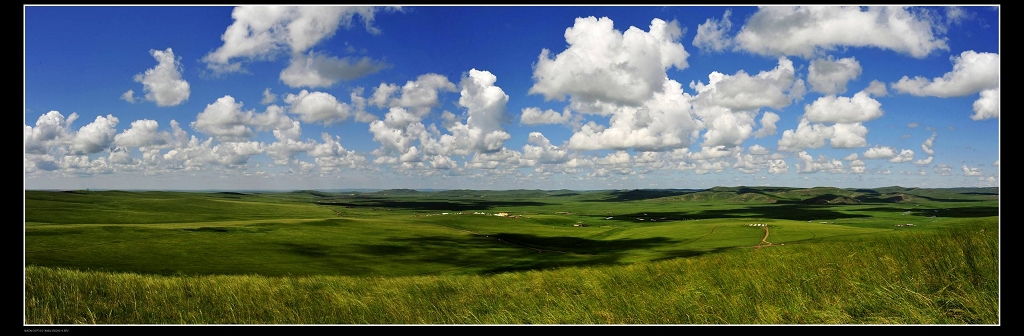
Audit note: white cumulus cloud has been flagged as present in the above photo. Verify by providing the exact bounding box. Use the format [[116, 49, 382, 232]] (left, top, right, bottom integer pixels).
[[520, 107, 572, 125], [891, 50, 999, 97], [777, 119, 833, 152], [133, 48, 190, 107], [889, 149, 914, 163], [261, 88, 277, 104], [454, 69, 511, 153], [962, 165, 983, 176], [828, 123, 868, 148], [689, 57, 803, 149], [521, 132, 568, 165], [754, 111, 780, 138], [795, 151, 844, 173], [370, 73, 457, 116], [71, 115, 119, 155], [202, 6, 396, 73], [279, 51, 389, 88], [566, 79, 701, 151], [803, 91, 884, 123], [733, 6, 949, 59], [192, 96, 297, 142], [284, 90, 352, 125], [121, 90, 136, 104], [863, 146, 897, 159], [529, 16, 689, 107], [114, 119, 172, 149], [692, 9, 733, 53], [690, 57, 801, 111], [863, 80, 889, 97], [921, 132, 937, 155], [191, 96, 257, 141], [25, 111, 77, 155], [807, 56, 861, 95], [768, 159, 789, 174], [971, 88, 999, 120]]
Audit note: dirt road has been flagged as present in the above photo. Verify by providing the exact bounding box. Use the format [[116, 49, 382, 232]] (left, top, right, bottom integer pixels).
[[754, 225, 777, 249]]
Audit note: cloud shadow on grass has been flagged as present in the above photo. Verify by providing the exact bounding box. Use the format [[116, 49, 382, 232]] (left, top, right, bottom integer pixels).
[[582, 204, 874, 223], [351, 233, 679, 274]]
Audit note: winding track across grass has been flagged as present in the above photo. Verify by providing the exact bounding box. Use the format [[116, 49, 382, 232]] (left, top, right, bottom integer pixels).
[[754, 225, 777, 249]]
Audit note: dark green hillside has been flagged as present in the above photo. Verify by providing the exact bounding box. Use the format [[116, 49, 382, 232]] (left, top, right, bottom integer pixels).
[[25, 186, 998, 278], [588, 189, 697, 202], [25, 190, 328, 225], [650, 186, 996, 205]]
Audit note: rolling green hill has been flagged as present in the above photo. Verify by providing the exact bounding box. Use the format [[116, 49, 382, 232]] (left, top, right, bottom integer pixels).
[[23, 186, 999, 324]]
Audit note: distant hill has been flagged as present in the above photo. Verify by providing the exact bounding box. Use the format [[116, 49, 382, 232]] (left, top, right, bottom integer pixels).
[[653, 186, 994, 204], [374, 189, 422, 195]]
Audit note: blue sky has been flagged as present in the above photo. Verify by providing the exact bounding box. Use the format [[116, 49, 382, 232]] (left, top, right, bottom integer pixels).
[[24, 5, 1000, 191]]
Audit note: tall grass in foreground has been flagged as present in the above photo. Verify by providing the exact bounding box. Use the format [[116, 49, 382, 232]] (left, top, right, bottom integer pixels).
[[25, 220, 998, 325]]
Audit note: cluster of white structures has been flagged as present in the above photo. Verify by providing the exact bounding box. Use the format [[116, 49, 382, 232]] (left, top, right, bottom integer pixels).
[[422, 211, 514, 217], [420, 212, 464, 216], [895, 223, 916, 227], [748, 223, 768, 227]]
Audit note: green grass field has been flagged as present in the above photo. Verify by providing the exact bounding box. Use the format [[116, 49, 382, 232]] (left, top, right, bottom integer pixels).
[[24, 186, 999, 324]]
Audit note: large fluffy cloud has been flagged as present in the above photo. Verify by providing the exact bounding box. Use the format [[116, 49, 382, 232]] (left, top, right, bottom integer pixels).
[[25, 111, 77, 155], [828, 123, 868, 148], [777, 120, 868, 151], [863, 80, 889, 97], [191, 96, 257, 140], [308, 133, 367, 171], [368, 107, 425, 159], [133, 48, 190, 107], [520, 107, 572, 125], [452, 69, 512, 153], [733, 6, 949, 58], [366, 70, 515, 167], [803, 91, 884, 123], [971, 88, 999, 120], [863, 145, 900, 159], [807, 56, 861, 95], [211, 141, 265, 166], [777, 119, 832, 152], [279, 51, 389, 88], [566, 79, 701, 151], [690, 57, 804, 148], [691, 57, 801, 112], [692, 9, 733, 53], [753, 111, 780, 138], [283, 90, 352, 125], [794, 151, 844, 173], [368, 70, 513, 165], [891, 50, 999, 97], [202, 5, 397, 87], [203, 6, 391, 71], [70, 115, 119, 155], [265, 122, 315, 165], [529, 16, 689, 107], [370, 73, 457, 116], [113, 119, 172, 149], [521, 132, 568, 165], [191, 96, 297, 142]]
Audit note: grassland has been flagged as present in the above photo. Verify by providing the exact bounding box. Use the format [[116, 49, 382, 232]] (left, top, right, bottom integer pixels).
[[23, 186, 999, 324]]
